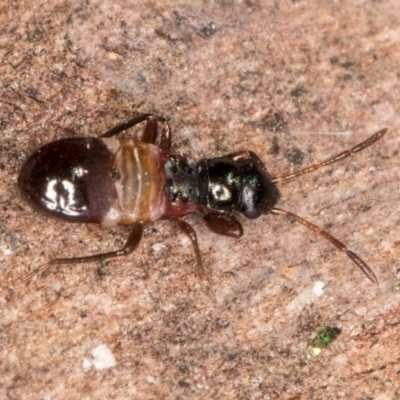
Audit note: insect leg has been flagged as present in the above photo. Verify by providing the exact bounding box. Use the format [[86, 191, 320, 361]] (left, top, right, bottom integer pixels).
[[23, 223, 144, 282], [272, 128, 387, 183], [157, 117, 171, 151], [175, 218, 216, 302], [221, 150, 253, 162], [100, 114, 171, 150], [141, 115, 158, 143], [270, 207, 378, 284], [142, 116, 171, 149], [100, 114, 155, 138], [203, 213, 243, 238]]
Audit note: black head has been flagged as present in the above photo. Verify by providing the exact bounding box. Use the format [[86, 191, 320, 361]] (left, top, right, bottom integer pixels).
[[239, 152, 280, 218], [198, 151, 280, 218]]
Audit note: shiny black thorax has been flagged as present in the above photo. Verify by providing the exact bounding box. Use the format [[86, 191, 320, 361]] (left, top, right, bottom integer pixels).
[[164, 151, 280, 218]]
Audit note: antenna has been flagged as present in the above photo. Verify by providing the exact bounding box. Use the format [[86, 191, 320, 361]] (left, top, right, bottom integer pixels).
[[272, 129, 387, 183]]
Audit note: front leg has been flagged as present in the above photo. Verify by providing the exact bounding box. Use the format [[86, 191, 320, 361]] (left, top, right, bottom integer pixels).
[[203, 213, 243, 238]]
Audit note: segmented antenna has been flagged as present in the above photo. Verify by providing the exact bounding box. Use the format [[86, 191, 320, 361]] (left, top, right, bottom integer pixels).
[[272, 129, 387, 183], [270, 128, 387, 284]]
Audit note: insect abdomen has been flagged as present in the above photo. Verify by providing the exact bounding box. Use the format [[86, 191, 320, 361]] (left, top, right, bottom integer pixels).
[[19, 137, 168, 226], [102, 139, 167, 225], [18, 137, 115, 223]]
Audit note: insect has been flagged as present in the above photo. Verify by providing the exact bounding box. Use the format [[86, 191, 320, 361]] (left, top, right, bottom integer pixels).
[[19, 114, 386, 299]]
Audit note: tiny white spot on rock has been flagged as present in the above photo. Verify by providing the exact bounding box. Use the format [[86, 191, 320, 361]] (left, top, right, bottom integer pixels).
[[91, 344, 117, 370], [310, 346, 322, 357], [146, 375, 157, 384], [82, 357, 92, 370], [1, 246, 12, 256], [152, 243, 165, 252], [312, 281, 326, 297]]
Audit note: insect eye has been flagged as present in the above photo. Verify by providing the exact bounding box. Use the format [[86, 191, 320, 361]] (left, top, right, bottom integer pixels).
[[243, 206, 261, 219]]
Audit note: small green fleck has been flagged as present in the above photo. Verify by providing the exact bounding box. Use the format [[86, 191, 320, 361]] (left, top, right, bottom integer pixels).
[[310, 326, 341, 357]]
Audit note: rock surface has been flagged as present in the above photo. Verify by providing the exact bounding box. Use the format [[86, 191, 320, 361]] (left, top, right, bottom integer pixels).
[[0, 1, 399, 398]]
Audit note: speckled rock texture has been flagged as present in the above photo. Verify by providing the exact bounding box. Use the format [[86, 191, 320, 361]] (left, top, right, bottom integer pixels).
[[1, 1, 399, 399]]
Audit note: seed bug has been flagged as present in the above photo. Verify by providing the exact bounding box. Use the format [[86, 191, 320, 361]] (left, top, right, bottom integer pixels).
[[18, 114, 386, 299]]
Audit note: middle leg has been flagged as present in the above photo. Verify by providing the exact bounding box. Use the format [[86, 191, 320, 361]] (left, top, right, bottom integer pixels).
[[175, 218, 215, 301]]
